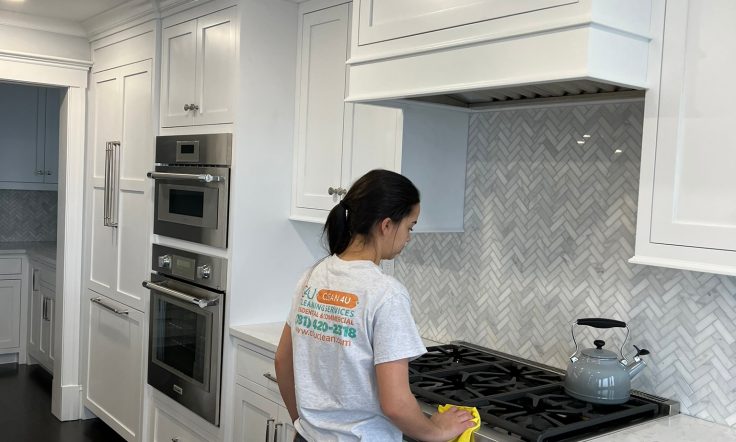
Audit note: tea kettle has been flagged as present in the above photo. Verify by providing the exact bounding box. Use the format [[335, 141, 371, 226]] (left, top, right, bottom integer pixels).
[[564, 318, 650, 405]]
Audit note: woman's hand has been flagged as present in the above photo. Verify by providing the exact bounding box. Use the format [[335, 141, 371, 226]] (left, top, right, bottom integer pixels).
[[429, 407, 475, 440]]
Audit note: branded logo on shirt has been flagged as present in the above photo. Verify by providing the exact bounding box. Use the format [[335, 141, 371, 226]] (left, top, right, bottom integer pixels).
[[295, 286, 358, 347]]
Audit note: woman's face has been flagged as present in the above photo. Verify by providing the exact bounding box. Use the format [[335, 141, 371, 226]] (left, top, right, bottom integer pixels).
[[387, 203, 420, 259]]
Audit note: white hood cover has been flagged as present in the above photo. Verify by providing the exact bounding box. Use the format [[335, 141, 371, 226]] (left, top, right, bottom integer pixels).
[[345, 0, 653, 108]]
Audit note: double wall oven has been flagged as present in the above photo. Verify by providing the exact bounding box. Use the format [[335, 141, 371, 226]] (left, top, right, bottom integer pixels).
[[143, 244, 227, 426], [148, 134, 232, 248]]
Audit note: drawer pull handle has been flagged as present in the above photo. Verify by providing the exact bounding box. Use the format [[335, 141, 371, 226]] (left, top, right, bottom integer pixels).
[[274, 423, 282, 442], [265, 418, 275, 442], [263, 373, 278, 383], [91, 297, 129, 316]]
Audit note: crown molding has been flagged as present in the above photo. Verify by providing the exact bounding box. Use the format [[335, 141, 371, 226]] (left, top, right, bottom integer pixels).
[[0, 48, 92, 70], [0, 10, 86, 37]]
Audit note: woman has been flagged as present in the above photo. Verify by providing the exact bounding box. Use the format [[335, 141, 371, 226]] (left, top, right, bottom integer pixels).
[[275, 169, 473, 441]]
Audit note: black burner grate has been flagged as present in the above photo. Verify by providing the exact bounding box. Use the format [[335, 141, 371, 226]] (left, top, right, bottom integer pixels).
[[409, 345, 661, 442]]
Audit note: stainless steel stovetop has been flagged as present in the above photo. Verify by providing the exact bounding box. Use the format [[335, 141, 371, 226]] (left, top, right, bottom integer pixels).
[[407, 342, 679, 442]]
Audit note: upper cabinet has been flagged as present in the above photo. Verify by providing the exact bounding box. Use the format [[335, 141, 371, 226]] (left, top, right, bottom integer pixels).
[[161, 7, 237, 127], [0, 83, 59, 190], [632, 0, 736, 276], [291, 1, 468, 232]]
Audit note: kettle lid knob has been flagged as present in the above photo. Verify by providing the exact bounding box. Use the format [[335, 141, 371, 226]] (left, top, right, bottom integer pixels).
[[594, 339, 606, 349]]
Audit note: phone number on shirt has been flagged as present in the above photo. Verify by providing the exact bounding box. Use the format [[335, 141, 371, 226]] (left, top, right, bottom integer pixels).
[[295, 314, 357, 338]]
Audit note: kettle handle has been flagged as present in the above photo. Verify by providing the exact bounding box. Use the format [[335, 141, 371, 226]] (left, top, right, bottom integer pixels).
[[577, 318, 626, 328], [570, 318, 629, 362]]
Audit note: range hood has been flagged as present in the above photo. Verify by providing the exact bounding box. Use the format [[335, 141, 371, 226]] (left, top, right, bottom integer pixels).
[[345, 0, 653, 109]]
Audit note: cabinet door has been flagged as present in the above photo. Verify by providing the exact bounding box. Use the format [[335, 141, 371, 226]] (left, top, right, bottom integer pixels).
[[195, 7, 236, 125], [39, 285, 55, 370], [356, 0, 576, 45], [43, 88, 60, 184], [84, 291, 144, 442], [28, 281, 43, 360], [649, 0, 736, 252], [277, 405, 297, 442], [152, 405, 208, 442], [161, 19, 197, 127], [87, 60, 152, 312], [342, 103, 403, 187], [233, 384, 281, 442], [294, 4, 351, 212], [0, 279, 21, 349], [0, 83, 43, 184]]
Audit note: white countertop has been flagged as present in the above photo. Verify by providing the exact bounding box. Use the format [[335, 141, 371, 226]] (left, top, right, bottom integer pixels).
[[0, 241, 57, 266], [230, 321, 444, 354], [589, 414, 736, 441]]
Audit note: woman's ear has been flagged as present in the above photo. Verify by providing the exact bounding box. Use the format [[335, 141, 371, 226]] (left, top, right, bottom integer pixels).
[[378, 217, 393, 236]]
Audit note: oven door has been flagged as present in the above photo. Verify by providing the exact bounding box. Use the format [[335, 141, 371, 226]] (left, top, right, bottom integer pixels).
[[149, 165, 230, 248], [145, 274, 224, 425]]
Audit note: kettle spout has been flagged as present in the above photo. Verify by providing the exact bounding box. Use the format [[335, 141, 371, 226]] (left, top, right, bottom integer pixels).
[[626, 359, 647, 380]]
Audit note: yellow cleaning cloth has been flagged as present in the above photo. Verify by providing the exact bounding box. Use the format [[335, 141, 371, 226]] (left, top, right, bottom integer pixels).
[[437, 404, 481, 442]]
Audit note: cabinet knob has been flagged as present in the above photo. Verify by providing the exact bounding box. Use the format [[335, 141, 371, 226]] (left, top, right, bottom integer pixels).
[[184, 103, 199, 112], [46, 170, 52, 175], [171, 438, 179, 442], [184, 104, 191, 111], [338, 187, 347, 196], [328, 187, 338, 196], [36, 170, 44, 175]]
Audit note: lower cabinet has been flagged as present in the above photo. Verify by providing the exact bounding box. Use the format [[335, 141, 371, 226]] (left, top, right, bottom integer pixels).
[[233, 343, 296, 442], [150, 403, 210, 442], [27, 259, 55, 372], [83, 290, 145, 442], [0, 278, 21, 350]]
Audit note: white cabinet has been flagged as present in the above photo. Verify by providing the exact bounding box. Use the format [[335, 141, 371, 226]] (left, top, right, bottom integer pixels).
[[233, 343, 296, 442], [161, 7, 236, 127], [0, 83, 59, 189], [355, 0, 575, 45], [86, 59, 152, 312], [632, 0, 736, 275], [0, 257, 23, 355], [291, 2, 404, 216], [291, 1, 468, 231], [27, 259, 56, 372], [150, 404, 212, 442], [0, 279, 21, 350], [84, 290, 145, 442]]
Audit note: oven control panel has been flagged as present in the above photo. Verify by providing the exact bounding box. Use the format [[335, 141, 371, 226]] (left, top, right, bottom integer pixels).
[[152, 244, 226, 291]]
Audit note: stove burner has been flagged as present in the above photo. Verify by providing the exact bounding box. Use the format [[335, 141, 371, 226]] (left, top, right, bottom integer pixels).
[[409, 345, 664, 442]]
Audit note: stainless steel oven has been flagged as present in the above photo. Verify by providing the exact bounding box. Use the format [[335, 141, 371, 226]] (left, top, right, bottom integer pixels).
[[143, 244, 227, 425], [148, 134, 232, 248]]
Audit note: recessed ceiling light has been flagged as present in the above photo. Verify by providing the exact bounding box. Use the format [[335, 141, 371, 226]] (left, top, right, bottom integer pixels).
[[614, 149, 623, 154], [577, 140, 585, 145], [583, 134, 591, 138]]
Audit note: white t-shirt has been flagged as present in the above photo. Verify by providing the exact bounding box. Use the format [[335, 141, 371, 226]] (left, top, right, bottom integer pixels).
[[286, 255, 427, 442]]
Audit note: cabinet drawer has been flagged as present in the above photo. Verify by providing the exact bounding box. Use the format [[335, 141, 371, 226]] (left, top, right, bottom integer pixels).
[[236, 345, 279, 394], [153, 406, 208, 442], [0, 258, 22, 275]]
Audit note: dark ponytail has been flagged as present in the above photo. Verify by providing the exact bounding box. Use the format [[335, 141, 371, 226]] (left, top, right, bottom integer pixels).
[[323, 169, 420, 255]]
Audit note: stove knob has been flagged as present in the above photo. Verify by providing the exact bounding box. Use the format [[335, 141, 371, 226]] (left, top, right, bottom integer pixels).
[[197, 264, 211, 279], [158, 255, 172, 269]]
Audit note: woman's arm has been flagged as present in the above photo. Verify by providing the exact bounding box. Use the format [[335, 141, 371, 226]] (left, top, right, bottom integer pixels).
[[274, 324, 299, 423], [376, 359, 473, 442]]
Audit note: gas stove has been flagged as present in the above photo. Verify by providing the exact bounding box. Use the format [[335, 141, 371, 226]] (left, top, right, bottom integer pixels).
[[408, 343, 679, 442]]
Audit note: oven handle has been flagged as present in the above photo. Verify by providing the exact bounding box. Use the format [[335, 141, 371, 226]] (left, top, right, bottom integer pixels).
[[142, 280, 219, 308], [146, 171, 226, 183]]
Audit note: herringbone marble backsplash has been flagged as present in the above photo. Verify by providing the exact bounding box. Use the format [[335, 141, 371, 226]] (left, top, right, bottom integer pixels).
[[0, 190, 57, 242], [396, 101, 736, 426]]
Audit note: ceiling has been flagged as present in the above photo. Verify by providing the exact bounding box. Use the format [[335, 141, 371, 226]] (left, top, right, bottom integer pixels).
[[0, 0, 130, 23]]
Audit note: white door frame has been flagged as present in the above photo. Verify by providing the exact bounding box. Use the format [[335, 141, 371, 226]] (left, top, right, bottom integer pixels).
[[0, 50, 90, 420]]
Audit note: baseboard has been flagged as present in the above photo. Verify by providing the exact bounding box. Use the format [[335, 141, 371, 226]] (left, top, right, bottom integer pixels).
[[0, 353, 19, 365], [52, 383, 84, 421]]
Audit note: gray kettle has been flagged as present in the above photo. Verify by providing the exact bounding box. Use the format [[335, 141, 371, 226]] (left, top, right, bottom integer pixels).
[[564, 318, 650, 405]]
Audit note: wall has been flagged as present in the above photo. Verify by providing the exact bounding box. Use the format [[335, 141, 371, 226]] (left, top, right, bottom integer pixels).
[[0, 22, 90, 61], [0, 190, 57, 241], [397, 101, 736, 427]]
